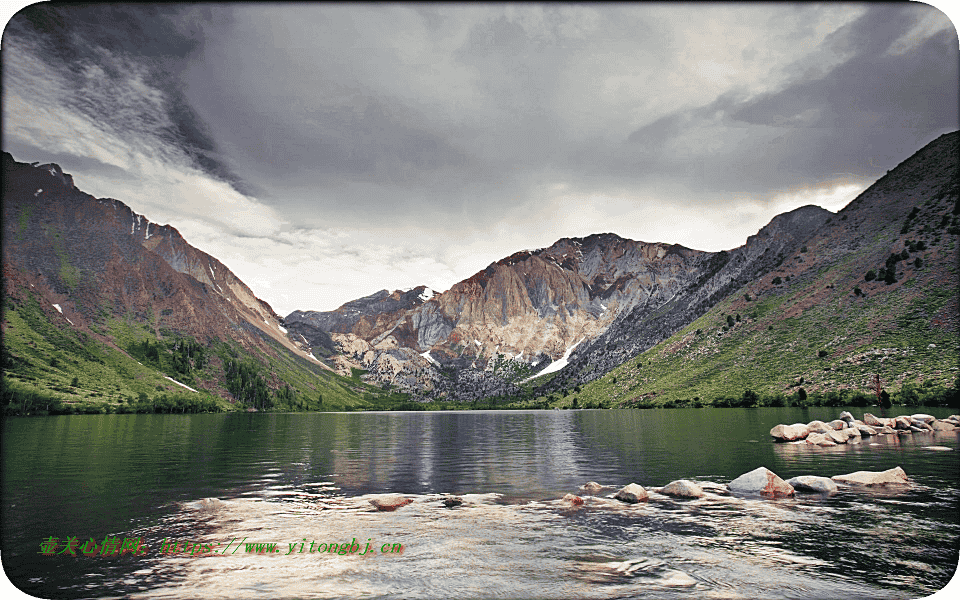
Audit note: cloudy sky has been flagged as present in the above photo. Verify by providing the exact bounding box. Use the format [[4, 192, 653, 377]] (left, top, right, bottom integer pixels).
[[2, 3, 957, 315]]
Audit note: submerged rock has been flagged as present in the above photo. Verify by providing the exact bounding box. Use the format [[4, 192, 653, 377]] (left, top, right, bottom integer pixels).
[[832, 466, 910, 486], [614, 483, 649, 503], [199, 498, 223, 511], [369, 494, 414, 511], [786, 476, 838, 494], [661, 480, 705, 499], [728, 467, 794, 497], [442, 495, 464, 508], [579, 481, 605, 495]]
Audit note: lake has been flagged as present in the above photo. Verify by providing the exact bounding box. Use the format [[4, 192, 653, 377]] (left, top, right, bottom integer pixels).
[[2, 407, 958, 599]]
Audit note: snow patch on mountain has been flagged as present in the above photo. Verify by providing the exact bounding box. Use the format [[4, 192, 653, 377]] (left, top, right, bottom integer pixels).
[[521, 338, 584, 383], [164, 376, 198, 393]]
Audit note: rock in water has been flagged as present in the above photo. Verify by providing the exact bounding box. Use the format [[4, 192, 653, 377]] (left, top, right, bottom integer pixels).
[[932, 421, 957, 431], [199, 498, 223, 511], [806, 420, 832, 434], [369, 494, 414, 511], [442, 496, 463, 508], [786, 476, 838, 494], [580, 481, 605, 495], [728, 467, 795, 497], [769, 423, 810, 441], [661, 480, 705, 498], [562, 493, 585, 506], [614, 483, 649, 503], [831, 466, 910, 486]]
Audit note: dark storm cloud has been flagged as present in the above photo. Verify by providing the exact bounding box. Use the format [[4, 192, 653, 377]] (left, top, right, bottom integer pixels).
[[625, 4, 959, 196], [5, 3, 247, 193], [4, 2, 956, 312]]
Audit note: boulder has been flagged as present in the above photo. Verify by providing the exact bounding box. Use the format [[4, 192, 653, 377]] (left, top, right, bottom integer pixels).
[[369, 495, 414, 511], [728, 467, 794, 497], [698, 482, 731, 496], [932, 421, 957, 431], [661, 480, 705, 499], [879, 425, 896, 434], [909, 419, 933, 431], [832, 466, 910, 486], [442, 496, 463, 508], [199, 498, 223, 511], [845, 426, 861, 438], [839, 411, 855, 423], [823, 429, 848, 444], [911, 413, 936, 423], [580, 481, 605, 495], [806, 420, 832, 434], [805, 432, 827, 445], [828, 419, 847, 430], [562, 493, 585, 506], [894, 416, 912, 430], [863, 413, 884, 427], [856, 424, 877, 436], [770, 423, 810, 441], [614, 483, 649, 503], [786, 476, 838, 494]]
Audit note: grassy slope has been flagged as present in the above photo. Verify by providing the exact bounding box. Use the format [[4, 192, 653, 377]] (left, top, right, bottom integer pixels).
[[516, 139, 960, 409], [1, 283, 408, 414]]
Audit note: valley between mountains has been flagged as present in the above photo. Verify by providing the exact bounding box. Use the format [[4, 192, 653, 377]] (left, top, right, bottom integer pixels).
[[3, 132, 959, 414]]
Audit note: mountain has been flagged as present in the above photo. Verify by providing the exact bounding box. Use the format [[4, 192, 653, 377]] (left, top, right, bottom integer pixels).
[[548, 130, 960, 407], [287, 132, 958, 404], [1, 152, 400, 413], [288, 207, 829, 401]]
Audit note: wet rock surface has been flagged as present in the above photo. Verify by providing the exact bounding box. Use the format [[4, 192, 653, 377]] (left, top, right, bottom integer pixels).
[[614, 483, 649, 503], [728, 467, 795, 497]]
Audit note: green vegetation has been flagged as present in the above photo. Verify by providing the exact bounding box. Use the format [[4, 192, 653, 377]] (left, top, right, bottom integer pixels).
[[0, 283, 416, 416]]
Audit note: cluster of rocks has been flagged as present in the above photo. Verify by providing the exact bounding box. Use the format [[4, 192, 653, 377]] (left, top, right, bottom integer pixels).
[[770, 411, 960, 446], [360, 464, 913, 513], [591, 465, 912, 504]]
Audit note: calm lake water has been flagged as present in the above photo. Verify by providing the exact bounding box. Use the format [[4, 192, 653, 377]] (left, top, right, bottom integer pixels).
[[2, 407, 959, 599]]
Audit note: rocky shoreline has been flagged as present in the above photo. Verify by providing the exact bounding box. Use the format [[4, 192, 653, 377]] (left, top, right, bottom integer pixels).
[[770, 411, 960, 446]]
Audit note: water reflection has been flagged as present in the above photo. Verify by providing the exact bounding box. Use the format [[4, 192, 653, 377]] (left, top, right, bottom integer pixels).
[[2, 407, 958, 599]]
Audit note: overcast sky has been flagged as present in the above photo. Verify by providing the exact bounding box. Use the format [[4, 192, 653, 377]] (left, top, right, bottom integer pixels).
[[3, 3, 958, 315]]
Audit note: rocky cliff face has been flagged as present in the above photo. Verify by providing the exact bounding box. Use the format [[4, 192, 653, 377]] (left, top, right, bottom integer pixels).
[[287, 207, 830, 398], [541, 205, 832, 393], [1, 152, 320, 368]]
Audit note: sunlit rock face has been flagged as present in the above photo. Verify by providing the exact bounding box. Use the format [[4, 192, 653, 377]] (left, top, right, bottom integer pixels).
[[287, 233, 728, 396]]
